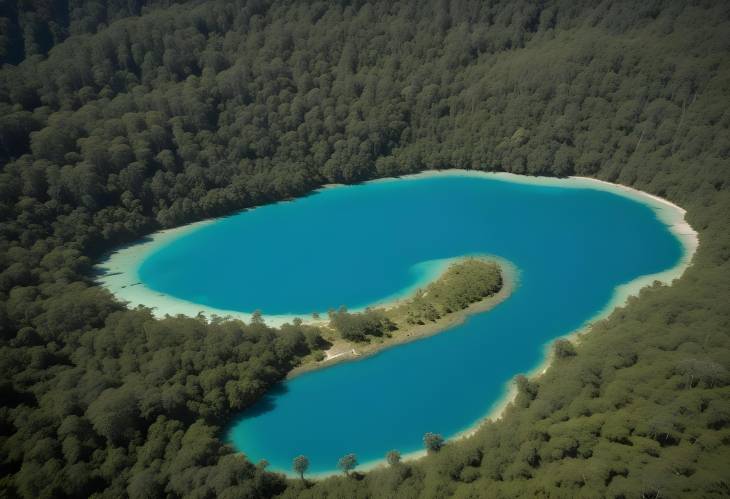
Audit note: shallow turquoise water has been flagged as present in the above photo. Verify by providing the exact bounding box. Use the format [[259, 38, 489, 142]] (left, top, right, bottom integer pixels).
[[139, 175, 682, 474]]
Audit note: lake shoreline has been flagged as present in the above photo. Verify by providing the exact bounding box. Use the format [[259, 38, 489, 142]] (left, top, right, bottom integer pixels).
[[94, 169, 699, 480], [93, 215, 316, 327]]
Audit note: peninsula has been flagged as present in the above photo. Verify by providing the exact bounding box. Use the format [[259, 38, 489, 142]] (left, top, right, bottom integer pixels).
[[288, 257, 513, 377]]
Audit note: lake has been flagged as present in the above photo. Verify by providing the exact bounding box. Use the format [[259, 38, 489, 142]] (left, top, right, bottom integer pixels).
[[102, 172, 690, 475]]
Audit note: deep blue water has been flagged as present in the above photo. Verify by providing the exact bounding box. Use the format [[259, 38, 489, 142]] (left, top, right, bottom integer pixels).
[[139, 175, 682, 474]]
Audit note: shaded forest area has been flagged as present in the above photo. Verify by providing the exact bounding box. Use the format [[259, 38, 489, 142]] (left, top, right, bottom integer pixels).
[[0, 0, 729, 497], [0, 0, 190, 65]]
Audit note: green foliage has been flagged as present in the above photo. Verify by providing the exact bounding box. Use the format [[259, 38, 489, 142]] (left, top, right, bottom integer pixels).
[[423, 259, 502, 314], [0, 0, 191, 65], [394, 258, 502, 324], [293, 455, 309, 480], [0, 0, 728, 497], [387, 450, 401, 466], [338, 453, 358, 476], [553, 339, 577, 359], [0, 305, 309, 497], [424, 433, 445, 453], [329, 307, 395, 342]]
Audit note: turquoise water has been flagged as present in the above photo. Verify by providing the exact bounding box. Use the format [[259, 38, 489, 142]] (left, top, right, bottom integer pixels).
[[139, 175, 682, 474]]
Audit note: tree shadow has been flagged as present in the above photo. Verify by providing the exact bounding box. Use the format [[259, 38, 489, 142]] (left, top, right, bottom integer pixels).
[[350, 471, 366, 481], [241, 383, 290, 418]]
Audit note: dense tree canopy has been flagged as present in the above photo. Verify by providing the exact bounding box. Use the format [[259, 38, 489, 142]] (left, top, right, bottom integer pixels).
[[1, 0, 728, 497]]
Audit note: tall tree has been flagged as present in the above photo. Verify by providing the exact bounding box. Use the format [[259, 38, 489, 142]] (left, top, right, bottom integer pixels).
[[293, 455, 309, 481]]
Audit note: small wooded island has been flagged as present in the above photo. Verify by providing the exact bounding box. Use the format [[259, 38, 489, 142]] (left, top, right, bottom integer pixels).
[[289, 258, 511, 377]]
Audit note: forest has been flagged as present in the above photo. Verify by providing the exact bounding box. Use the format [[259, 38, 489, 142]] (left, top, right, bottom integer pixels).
[[0, 0, 728, 497]]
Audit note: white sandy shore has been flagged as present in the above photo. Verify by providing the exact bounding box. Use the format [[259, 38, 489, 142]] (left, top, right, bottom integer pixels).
[[95, 230, 459, 328], [95, 217, 317, 327], [96, 169, 699, 478]]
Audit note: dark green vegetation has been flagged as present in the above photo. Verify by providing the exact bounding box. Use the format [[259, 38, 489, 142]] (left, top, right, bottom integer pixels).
[[0, 0, 190, 65], [292, 455, 309, 481], [329, 258, 502, 342], [328, 307, 395, 342], [423, 433, 445, 453], [337, 454, 358, 476], [386, 450, 401, 467], [0, 0, 728, 498], [392, 258, 502, 325]]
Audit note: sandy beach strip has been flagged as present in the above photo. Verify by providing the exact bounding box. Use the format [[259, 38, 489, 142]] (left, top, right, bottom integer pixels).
[[94, 217, 315, 327]]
